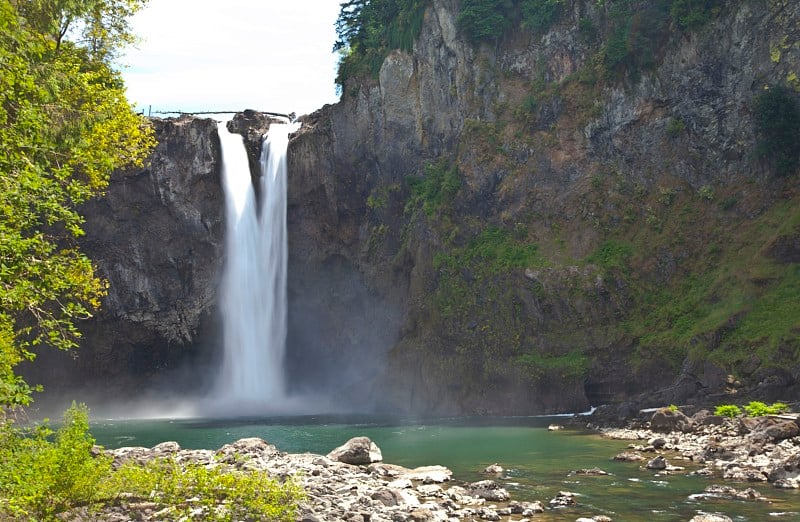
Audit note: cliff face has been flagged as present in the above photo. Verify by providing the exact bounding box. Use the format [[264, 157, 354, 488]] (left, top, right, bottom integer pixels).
[[288, 0, 800, 414], [29, 1, 799, 416], [24, 117, 225, 401]]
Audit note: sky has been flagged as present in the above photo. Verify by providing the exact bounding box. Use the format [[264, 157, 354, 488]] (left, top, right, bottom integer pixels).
[[119, 0, 343, 117]]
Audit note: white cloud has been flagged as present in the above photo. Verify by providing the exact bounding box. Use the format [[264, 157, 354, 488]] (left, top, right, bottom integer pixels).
[[120, 0, 342, 117]]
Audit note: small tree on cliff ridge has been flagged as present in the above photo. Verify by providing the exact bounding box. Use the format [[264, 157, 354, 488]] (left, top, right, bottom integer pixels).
[[0, 0, 154, 409]]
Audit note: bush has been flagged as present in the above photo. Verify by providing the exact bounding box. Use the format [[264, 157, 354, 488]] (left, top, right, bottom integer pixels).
[[521, 0, 564, 31], [713, 404, 741, 418], [457, 0, 512, 42], [406, 159, 460, 216], [0, 404, 112, 520], [666, 117, 686, 138], [744, 401, 789, 417], [104, 458, 303, 522], [753, 86, 800, 176], [670, 0, 722, 30], [586, 240, 633, 271]]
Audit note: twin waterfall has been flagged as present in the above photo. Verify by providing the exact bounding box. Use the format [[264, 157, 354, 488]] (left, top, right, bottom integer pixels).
[[214, 122, 296, 410]]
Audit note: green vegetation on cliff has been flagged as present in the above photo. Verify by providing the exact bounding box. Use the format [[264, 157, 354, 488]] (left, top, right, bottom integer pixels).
[[334, 0, 429, 87], [0, 0, 155, 408]]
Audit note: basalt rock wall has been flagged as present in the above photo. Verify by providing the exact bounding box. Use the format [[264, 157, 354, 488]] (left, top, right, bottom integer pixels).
[[24, 117, 226, 406], [286, 0, 800, 415]]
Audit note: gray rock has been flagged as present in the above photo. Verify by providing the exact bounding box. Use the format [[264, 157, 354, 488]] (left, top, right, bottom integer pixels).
[[650, 408, 693, 433], [549, 490, 577, 506], [646, 456, 668, 470], [327, 437, 383, 465], [469, 480, 510, 501]]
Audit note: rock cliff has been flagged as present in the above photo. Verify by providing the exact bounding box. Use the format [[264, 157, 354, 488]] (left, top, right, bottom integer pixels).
[[287, 0, 800, 414], [29, 0, 800, 416], [24, 116, 225, 405]]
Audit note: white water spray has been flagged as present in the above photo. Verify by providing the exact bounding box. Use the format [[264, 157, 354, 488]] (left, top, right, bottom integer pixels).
[[214, 122, 297, 410]]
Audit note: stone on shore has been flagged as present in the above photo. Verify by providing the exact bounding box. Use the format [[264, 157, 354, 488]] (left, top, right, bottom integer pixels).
[[327, 436, 383, 465], [650, 407, 693, 433]]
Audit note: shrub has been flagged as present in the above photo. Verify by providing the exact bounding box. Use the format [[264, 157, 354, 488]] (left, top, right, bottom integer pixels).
[[713, 404, 741, 418], [586, 240, 633, 271], [753, 86, 800, 176], [670, 0, 722, 30], [744, 401, 789, 417], [521, 0, 564, 32], [457, 0, 512, 42], [698, 185, 715, 201], [668, 404, 679, 412], [517, 349, 590, 380], [103, 458, 303, 522], [0, 404, 112, 520], [406, 159, 460, 216], [666, 117, 686, 138]]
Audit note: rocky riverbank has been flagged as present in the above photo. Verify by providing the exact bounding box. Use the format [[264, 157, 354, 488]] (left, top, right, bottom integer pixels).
[[83, 436, 547, 522], [600, 407, 800, 489], [68, 409, 800, 522]]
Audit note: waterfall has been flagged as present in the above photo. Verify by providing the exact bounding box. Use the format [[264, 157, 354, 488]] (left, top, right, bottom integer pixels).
[[214, 121, 296, 410]]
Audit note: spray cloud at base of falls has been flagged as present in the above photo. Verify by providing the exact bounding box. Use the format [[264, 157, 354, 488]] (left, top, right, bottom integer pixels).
[[211, 120, 299, 414]]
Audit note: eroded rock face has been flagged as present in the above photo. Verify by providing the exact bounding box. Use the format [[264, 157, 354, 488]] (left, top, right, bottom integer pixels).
[[285, 0, 800, 415], [23, 116, 225, 406]]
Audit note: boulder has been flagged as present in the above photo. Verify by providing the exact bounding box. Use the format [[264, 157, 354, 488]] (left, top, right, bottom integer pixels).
[[549, 490, 577, 506], [468, 480, 510, 501], [650, 408, 693, 433], [482, 463, 504, 474], [327, 437, 383, 465], [646, 456, 668, 470], [689, 515, 732, 522], [753, 419, 800, 443]]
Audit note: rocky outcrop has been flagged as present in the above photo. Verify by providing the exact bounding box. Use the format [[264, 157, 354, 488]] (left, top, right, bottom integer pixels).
[[24, 116, 225, 404], [286, 0, 800, 414]]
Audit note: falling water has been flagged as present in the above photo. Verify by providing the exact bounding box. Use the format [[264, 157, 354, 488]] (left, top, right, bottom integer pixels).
[[214, 122, 296, 410]]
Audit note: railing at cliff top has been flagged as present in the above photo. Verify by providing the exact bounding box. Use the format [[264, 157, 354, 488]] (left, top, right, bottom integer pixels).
[[150, 110, 297, 122]]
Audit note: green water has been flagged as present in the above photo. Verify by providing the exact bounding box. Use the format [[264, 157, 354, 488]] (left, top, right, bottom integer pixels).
[[91, 416, 800, 521]]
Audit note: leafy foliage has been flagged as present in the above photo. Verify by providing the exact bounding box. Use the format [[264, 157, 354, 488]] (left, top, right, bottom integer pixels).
[[104, 459, 304, 522], [586, 240, 633, 271], [334, 0, 429, 87], [743, 401, 789, 417], [406, 159, 461, 216], [457, 0, 514, 43], [0, 0, 154, 407], [713, 404, 741, 418], [436, 226, 543, 276], [521, 0, 564, 31], [517, 349, 589, 379], [753, 85, 800, 177], [0, 404, 304, 521], [669, 0, 722, 29], [457, 0, 564, 43], [0, 404, 112, 519], [601, 1, 671, 79]]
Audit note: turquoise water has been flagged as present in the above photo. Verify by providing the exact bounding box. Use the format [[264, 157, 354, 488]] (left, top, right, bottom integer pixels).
[[91, 416, 800, 521]]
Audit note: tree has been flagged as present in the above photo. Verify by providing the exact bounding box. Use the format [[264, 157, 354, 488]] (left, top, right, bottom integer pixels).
[[0, 0, 154, 408]]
